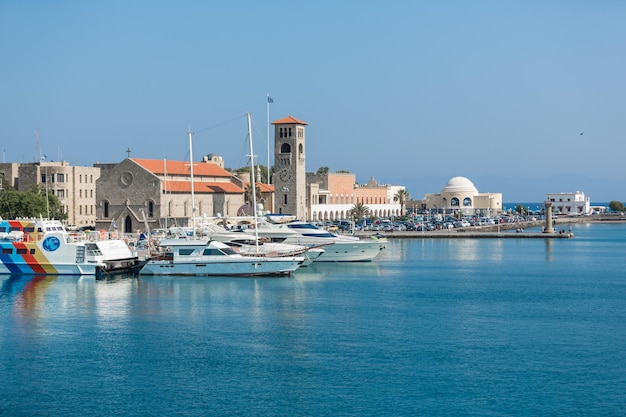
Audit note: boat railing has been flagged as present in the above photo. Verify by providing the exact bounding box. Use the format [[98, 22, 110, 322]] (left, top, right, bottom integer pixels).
[[67, 230, 121, 243]]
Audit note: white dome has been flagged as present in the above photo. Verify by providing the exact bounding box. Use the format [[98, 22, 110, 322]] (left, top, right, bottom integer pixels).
[[441, 176, 478, 194]]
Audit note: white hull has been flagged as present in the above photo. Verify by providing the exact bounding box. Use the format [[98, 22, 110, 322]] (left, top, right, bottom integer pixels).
[[141, 238, 304, 277], [140, 257, 302, 276], [244, 221, 387, 262], [309, 240, 385, 262]]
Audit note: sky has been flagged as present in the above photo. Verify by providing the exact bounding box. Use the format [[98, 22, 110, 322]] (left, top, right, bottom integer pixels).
[[1, 1, 625, 203]]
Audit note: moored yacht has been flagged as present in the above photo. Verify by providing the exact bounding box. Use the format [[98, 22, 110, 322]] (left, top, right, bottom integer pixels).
[[246, 219, 387, 262], [140, 236, 305, 277], [195, 223, 325, 266]]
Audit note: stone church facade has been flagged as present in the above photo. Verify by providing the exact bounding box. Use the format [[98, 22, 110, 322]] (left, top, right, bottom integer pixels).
[[94, 157, 254, 233]]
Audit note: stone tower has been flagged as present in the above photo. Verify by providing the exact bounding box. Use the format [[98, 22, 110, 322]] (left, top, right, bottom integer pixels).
[[272, 115, 307, 219]]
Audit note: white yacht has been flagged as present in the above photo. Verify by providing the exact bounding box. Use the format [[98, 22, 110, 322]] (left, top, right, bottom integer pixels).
[[140, 236, 305, 277], [196, 223, 325, 266], [246, 220, 387, 262]]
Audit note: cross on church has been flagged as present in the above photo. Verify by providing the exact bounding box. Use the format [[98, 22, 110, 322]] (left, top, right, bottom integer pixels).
[[126, 147, 132, 157]]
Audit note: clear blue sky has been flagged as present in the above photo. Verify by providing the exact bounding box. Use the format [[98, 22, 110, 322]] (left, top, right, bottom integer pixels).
[[1, 1, 624, 203]]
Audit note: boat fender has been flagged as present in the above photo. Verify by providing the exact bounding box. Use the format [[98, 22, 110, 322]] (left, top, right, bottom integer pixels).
[[249, 224, 255, 229]]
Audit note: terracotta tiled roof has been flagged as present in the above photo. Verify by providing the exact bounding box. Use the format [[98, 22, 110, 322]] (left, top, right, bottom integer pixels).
[[271, 115, 308, 125], [245, 182, 274, 193], [164, 180, 244, 194], [132, 158, 232, 178]]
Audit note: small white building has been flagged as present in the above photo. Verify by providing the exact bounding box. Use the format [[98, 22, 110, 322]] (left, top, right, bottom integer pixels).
[[422, 176, 502, 216], [546, 191, 591, 215]]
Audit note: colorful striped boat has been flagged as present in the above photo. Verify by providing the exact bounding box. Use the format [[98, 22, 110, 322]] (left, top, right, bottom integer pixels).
[[0, 217, 145, 276]]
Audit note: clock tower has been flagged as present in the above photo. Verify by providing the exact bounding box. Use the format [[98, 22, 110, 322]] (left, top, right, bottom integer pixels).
[[272, 115, 307, 219]]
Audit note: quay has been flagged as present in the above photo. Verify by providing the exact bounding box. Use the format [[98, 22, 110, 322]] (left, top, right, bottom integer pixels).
[[354, 214, 626, 240]]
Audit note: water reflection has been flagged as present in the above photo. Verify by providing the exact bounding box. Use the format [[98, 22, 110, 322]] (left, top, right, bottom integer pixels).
[[94, 273, 137, 324], [1, 275, 59, 319], [297, 261, 383, 280], [545, 239, 553, 261], [381, 239, 506, 263]]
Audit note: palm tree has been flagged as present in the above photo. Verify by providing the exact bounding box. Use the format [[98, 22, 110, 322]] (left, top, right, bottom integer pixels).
[[394, 189, 410, 216], [349, 202, 370, 224]]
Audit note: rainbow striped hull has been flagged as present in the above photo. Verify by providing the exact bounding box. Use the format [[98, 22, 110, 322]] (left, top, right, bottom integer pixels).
[[0, 218, 135, 276]]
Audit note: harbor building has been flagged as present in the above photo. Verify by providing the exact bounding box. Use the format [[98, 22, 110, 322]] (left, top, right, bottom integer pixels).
[[421, 176, 502, 217], [546, 191, 591, 215], [0, 115, 406, 230], [307, 172, 403, 221], [271, 116, 308, 220], [271, 115, 403, 221], [0, 161, 100, 228], [94, 157, 267, 233]]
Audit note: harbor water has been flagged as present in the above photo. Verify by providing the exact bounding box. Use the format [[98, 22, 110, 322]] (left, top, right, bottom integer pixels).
[[1, 223, 625, 416]]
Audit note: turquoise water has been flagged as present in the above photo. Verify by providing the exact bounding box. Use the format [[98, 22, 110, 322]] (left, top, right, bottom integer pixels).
[[1, 223, 625, 416]]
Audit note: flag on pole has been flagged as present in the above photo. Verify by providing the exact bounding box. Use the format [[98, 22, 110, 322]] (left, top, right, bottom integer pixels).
[[267, 96, 274, 103]]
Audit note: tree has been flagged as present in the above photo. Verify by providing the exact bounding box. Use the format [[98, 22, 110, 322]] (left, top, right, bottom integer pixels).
[[316, 166, 329, 175], [609, 200, 625, 212], [0, 184, 66, 220], [349, 202, 370, 223], [394, 189, 410, 216], [515, 204, 527, 215]]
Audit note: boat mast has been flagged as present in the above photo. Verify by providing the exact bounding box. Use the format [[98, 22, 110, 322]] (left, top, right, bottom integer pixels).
[[248, 113, 260, 250], [188, 130, 196, 237], [163, 157, 168, 229], [266, 94, 271, 184]]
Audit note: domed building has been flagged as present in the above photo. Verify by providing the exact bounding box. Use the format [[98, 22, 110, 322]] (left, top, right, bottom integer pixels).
[[423, 176, 502, 216]]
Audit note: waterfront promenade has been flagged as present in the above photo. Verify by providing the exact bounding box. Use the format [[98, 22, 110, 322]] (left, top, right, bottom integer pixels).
[[354, 214, 626, 239]]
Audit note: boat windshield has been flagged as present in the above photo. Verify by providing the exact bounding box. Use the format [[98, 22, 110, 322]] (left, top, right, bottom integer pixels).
[[202, 247, 238, 256], [302, 232, 335, 238], [220, 247, 239, 256], [287, 223, 319, 230]]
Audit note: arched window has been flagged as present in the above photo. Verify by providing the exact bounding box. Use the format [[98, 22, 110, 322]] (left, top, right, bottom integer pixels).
[[124, 215, 133, 233], [463, 197, 472, 206], [451, 198, 460, 207], [148, 201, 154, 217], [280, 143, 291, 153]]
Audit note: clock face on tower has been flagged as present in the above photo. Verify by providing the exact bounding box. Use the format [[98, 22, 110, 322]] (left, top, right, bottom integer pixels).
[[278, 169, 292, 182]]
